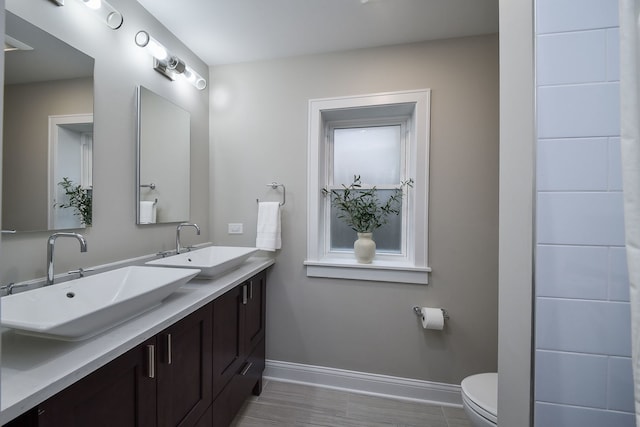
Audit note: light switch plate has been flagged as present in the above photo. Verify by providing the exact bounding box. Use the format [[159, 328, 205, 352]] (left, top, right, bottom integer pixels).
[[228, 223, 243, 234]]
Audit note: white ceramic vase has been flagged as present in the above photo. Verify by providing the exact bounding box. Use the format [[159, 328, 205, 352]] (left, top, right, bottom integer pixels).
[[354, 232, 376, 264]]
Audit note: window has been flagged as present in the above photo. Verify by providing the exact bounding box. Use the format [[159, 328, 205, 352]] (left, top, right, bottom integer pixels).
[[305, 90, 431, 284]]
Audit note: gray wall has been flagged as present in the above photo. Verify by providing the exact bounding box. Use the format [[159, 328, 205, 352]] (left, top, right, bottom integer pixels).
[[210, 34, 499, 383], [3, 78, 92, 231], [0, 0, 209, 284], [497, 0, 534, 425]]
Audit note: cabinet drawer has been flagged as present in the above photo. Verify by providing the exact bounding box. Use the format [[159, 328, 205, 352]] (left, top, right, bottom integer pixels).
[[236, 337, 265, 395], [211, 339, 265, 427]]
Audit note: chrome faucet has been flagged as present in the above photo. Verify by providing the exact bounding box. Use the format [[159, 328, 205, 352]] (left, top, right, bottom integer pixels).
[[176, 222, 200, 254], [46, 232, 88, 286]]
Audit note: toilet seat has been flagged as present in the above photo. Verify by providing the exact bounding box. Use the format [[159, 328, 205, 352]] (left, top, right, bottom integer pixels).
[[461, 373, 497, 424]]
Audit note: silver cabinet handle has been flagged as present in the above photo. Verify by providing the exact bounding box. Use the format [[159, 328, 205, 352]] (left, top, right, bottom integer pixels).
[[240, 362, 253, 376], [242, 284, 248, 305], [166, 334, 172, 365], [249, 280, 253, 300], [146, 344, 155, 378]]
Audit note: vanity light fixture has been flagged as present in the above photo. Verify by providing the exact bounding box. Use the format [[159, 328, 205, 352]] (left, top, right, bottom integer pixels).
[[135, 30, 207, 90], [50, 0, 123, 30]]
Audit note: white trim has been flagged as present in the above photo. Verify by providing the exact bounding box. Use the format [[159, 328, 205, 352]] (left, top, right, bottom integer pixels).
[[47, 114, 94, 229], [264, 359, 462, 407], [304, 259, 430, 284], [306, 89, 431, 283]]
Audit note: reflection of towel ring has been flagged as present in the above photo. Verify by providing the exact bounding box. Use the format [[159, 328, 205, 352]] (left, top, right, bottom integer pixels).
[[140, 183, 156, 190], [256, 182, 285, 206]]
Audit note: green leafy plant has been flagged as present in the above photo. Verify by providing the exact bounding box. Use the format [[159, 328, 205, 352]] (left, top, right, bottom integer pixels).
[[56, 177, 92, 226], [322, 175, 413, 233]]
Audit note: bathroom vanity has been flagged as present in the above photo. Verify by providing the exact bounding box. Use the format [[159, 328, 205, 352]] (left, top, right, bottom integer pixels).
[[1, 257, 273, 427]]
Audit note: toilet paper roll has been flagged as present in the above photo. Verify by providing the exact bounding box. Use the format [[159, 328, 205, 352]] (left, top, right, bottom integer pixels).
[[421, 307, 445, 330]]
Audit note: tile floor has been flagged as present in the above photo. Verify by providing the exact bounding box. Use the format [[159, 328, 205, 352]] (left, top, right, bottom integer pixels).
[[231, 380, 472, 427]]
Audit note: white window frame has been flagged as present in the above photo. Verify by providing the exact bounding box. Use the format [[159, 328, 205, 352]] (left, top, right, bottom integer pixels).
[[305, 90, 431, 284]]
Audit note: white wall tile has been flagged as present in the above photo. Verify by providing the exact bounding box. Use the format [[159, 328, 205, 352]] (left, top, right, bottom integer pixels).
[[537, 31, 607, 85], [536, 298, 631, 356], [535, 402, 635, 427], [537, 138, 608, 191], [609, 138, 622, 190], [536, 0, 619, 34], [536, 245, 608, 299], [534, 1, 628, 422], [607, 28, 620, 81], [537, 192, 625, 246], [608, 357, 634, 412], [538, 83, 620, 138], [535, 350, 608, 408], [609, 247, 630, 302]]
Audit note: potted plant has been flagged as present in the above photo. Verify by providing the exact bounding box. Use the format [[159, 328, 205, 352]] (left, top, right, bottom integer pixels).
[[56, 177, 93, 227], [323, 175, 413, 263]]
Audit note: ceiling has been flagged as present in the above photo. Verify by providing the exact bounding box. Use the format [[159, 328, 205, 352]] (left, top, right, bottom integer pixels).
[[5, 11, 93, 85], [135, 0, 499, 66]]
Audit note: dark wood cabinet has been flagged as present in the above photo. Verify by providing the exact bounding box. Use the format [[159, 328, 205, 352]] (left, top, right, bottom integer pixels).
[[211, 271, 266, 426], [244, 272, 266, 355], [212, 271, 266, 398], [157, 304, 213, 427], [28, 308, 212, 427], [36, 337, 157, 427], [212, 284, 245, 399], [4, 269, 268, 427]]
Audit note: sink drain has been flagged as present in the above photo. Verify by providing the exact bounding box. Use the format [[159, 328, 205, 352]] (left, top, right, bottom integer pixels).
[[66, 292, 75, 298]]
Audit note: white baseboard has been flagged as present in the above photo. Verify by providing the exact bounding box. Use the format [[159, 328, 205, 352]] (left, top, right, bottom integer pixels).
[[264, 359, 463, 408]]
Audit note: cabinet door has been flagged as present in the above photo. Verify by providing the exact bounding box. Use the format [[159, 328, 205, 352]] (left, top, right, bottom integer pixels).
[[37, 338, 157, 427], [244, 271, 266, 353], [212, 285, 245, 398], [157, 303, 213, 427]]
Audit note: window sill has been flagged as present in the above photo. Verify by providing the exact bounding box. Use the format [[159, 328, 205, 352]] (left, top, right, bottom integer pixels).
[[303, 259, 431, 285]]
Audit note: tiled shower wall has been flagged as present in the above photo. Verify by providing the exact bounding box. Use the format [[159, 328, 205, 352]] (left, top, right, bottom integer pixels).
[[534, 0, 635, 425]]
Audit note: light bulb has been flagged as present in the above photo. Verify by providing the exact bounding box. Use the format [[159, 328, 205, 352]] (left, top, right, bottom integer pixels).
[[183, 65, 207, 90], [78, 0, 123, 29], [83, 0, 101, 10], [135, 31, 169, 62]]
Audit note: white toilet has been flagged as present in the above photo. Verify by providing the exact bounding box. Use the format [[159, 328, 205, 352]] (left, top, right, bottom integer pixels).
[[461, 372, 497, 427]]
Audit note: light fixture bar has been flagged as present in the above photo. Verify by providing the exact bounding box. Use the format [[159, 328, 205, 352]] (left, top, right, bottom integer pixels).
[[184, 65, 207, 90], [135, 30, 207, 90], [53, 0, 123, 29], [79, 0, 123, 30]]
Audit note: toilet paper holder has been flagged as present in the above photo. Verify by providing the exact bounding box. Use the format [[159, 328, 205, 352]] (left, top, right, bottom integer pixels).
[[413, 306, 450, 321]]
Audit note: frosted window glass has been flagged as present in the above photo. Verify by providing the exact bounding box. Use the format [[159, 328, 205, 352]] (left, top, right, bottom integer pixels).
[[333, 126, 401, 186], [330, 189, 402, 253]]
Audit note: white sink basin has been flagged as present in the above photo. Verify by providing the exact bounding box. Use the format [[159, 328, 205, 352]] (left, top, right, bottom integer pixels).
[[1, 266, 200, 341], [146, 246, 259, 278]]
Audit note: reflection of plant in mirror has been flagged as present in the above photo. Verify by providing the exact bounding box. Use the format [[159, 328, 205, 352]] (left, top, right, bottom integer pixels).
[[56, 177, 92, 226]]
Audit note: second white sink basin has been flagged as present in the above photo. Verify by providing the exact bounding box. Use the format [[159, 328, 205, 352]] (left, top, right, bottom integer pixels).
[[146, 246, 259, 278], [1, 266, 200, 341]]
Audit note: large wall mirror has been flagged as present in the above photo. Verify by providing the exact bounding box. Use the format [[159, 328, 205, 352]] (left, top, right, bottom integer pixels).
[[2, 11, 94, 232], [136, 86, 190, 224]]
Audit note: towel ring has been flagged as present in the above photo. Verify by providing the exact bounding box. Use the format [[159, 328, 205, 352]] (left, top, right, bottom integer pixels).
[[256, 182, 286, 206]]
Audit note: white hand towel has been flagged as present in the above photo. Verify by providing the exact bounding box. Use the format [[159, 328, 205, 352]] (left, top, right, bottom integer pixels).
[[256, 202, 281, 251]]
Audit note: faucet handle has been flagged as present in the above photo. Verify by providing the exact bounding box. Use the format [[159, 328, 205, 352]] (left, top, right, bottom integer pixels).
[[1, 282, 30, 296], [67, 267, 94, 278], [156, 250, 174, 258]]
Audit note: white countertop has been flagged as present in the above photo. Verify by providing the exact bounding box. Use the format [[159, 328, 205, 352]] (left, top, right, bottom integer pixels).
[[0, 256, 274, 425]]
